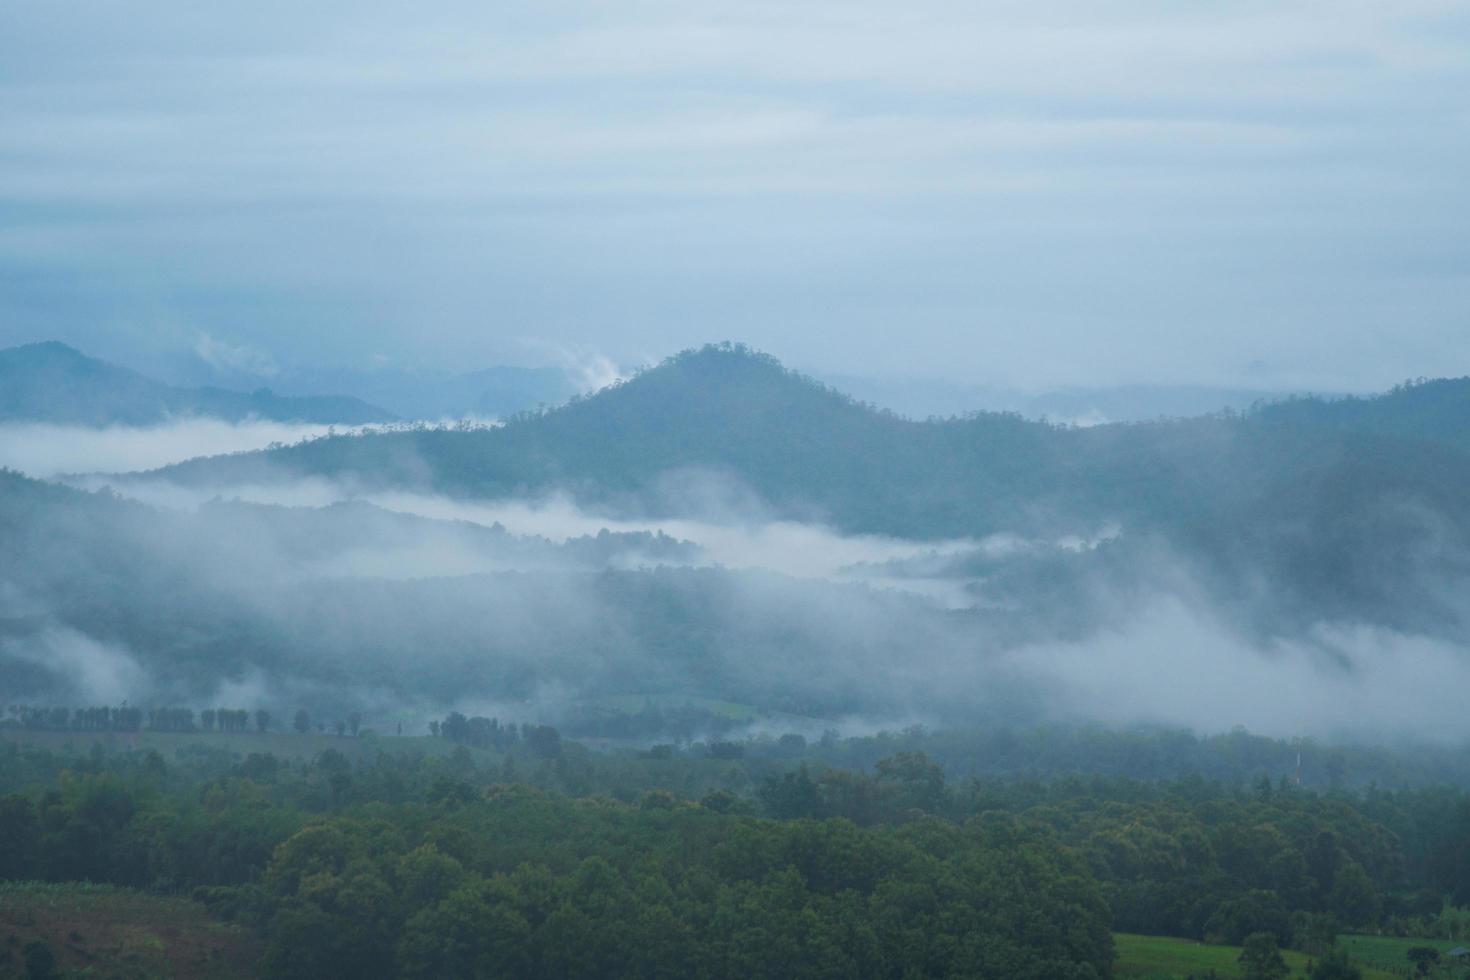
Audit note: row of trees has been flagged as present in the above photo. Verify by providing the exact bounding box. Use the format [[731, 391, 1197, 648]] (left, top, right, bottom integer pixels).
[[2, 704, 373, 738], [431, 713, 560, 757], [294, 709, 361, 737], [5, 705, 146, 731], [201, 708, 260, 733]]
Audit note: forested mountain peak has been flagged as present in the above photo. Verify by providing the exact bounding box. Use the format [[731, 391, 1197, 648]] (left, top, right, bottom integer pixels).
[[2, 340, 147, 387], [565, 342, 895, 423]]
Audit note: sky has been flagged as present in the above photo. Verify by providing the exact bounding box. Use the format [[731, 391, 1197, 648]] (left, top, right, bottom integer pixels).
[[1, 0, 1467, 391]]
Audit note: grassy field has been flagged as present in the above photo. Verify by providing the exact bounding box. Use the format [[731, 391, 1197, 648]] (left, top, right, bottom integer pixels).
[[1336, 934, 1469, 976], [0, 881, 257, 979], [0, 727, 479, 763], [1113, 933, 1401, 979], [588, 693, 766, 721]]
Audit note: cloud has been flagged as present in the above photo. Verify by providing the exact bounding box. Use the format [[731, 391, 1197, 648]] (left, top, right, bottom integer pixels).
[[2, 627, 150, 704], [1002, 597, 1470, 743], [1, 0, 1466, 389], [0, 419, 381, 479], [531, 343, 626, 393], [88, 466, 977, 587], [193, 332, 279, 378], [14, 448, 1470, 743]]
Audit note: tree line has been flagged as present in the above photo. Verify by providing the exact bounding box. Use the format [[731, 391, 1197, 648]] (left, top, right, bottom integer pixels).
[[9, 726, 1470, 976], [3, 704, 376, 738]]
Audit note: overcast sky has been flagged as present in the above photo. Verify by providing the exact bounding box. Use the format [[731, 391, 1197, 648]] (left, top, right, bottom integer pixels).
[[1, 0, 1467, 390]]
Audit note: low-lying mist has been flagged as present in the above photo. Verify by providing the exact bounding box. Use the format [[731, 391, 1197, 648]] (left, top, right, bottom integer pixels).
[[0, 418, 389, 479], [5, 419, 1470, 746]]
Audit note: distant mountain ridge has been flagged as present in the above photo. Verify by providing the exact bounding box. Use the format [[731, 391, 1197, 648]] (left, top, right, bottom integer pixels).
[[142, 344, 1470, 559], [261, 363, 582, 421], [14, 345, 1470, 712], [0, 341, 396, 426], [1255, 377, 1470, 455]]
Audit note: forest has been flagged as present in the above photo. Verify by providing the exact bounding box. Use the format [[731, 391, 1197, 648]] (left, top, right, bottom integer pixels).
[[7, 348, 1470, 978], [6, 722, 1470, 977]]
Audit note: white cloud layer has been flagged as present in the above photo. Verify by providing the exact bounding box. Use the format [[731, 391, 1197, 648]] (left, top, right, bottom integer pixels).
[[0, 419, 377, 479]]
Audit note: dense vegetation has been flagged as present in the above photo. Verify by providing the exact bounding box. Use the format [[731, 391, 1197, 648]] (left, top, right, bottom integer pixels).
[[7, 725, 1470, 977], [9, 343, 1470, 976]]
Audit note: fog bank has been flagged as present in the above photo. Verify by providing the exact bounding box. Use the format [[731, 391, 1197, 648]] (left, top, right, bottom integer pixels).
[[0, 419, 387, 479]]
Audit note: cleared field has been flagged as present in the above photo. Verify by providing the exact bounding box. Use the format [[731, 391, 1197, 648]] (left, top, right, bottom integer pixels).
[[1336, 934, 1468, 975], [0, 881, 257, 979], [1113, 932, 1398, 979], [0, 727, 475, 762], [589, 693, 766, 720]]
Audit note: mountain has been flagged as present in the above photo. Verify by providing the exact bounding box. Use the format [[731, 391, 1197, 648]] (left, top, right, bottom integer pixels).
[[132, 343, 1470, 645], [820, 373, 1300, 424], [1254, 378, 1470, 455], [144, 344, 1067, 531], [265, 364, 582, 421], [0, 341, 397, 426], [12, 346, 1470, 724], [142, 343, 1470, 539]]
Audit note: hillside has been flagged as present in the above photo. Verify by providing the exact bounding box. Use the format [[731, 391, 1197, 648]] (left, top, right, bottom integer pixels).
[[145, 344, 1470, 545], [0, 341, 395, 426], [15, 345, 1470, 726], [267, 362, 580, 420], [0, 882, 258, 979], [1254, 377, 1470, 454], [145, 344, 1082, 533]]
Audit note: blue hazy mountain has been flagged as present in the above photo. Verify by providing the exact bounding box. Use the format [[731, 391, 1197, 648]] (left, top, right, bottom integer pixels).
[[0, 341, 396, 426]]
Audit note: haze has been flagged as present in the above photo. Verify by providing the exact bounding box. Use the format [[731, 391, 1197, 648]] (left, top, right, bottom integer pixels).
[[3, 0, 1468, 391]]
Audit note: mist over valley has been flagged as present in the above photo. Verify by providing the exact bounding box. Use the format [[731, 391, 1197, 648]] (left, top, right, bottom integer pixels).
[[7, 342, 1470, 748]]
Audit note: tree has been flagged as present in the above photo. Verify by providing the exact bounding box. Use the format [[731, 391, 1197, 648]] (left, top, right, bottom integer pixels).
[[525, 725, 562, 759], [874, 751, 946, 812], [0, 795, 39, 879], [1406, 946, 1440, 976], [23, 939, 57, 980], [335, 720, 347, 738], [201, 708, 217, 732], [348, 712, 361, 737], [396, 882, 531, 980], [1328, 861, 1380, 927], [1239, 932, 1289, 980], [1309, 946, 1362, 980], [1292, 912, 1341, 957], [294, 709, 310, 734], [256, 709, 270, 733]]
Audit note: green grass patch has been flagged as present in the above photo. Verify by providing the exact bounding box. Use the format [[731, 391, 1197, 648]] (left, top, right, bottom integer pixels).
[[0, 881, 258, 979], [1113, 932, 1398, 979], [1335, 934, 1469, 975]]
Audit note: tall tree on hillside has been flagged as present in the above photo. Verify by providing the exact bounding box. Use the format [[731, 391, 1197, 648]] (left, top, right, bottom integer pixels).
[[1406, 947, 1440, 976], [1239, 933, 1289, 980], [1308, 947, 1361, 979]]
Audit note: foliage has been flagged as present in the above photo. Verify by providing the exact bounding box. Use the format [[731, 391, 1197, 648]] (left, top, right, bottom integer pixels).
[[1237, 932, 1289, 980]]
